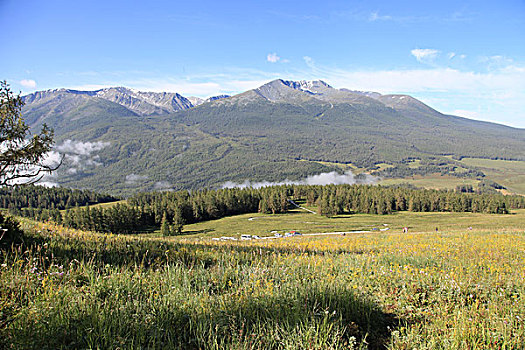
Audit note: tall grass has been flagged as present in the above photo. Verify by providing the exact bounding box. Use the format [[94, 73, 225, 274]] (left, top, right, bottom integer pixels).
[[1, 220, 524, 349]]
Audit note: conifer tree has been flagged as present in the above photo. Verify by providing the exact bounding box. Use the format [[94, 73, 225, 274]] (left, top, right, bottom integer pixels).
[[171, 206, 184, 235], [160, 212, 171, 236]]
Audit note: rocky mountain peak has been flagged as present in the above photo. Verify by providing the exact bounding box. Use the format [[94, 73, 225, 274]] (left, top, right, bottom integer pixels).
[[93, 87, 193, 115], [206, 95, 230, 102], [281, 79, 333, 93]]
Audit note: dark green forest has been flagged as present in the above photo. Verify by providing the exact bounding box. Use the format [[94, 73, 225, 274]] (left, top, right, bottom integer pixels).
[[0, 185, 118, 222], [42, 185, 525, 235]]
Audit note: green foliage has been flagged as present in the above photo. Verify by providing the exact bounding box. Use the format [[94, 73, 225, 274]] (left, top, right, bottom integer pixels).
[[160, 212, 172, 236], [0, 211, 23, 248], [311, 184, 523, 216], [0, 184, 118, 222], [63, 203, 144, 234], [54, 184, 525, 234], [0, 81, 56, 185]]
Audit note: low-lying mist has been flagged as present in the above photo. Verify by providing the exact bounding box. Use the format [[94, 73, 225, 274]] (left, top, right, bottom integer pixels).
[[221, 171, 377, 189]]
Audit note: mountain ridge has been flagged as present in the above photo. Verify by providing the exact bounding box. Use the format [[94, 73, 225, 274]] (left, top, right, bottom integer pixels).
[[21, 80, 525, 131], [19, 79, 525, 195]]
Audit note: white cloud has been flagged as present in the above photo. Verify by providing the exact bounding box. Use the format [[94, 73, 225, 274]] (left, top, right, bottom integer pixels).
[[42, 151, 62, 168], [303, 56, 316, 69], [267, 53, 280, 63], [312, 66, 524, 97], [481, 55, 515, 71], [154, 181, 173, 191], [483, 55, 512, 64], [446, 52, 466, 60], [66, 155, 81, 166], [20, 79, 37, 88], [36, 181, 59, 188], [286, 57, 525, 127], [57, 140, 110, 156], [125, 174, 148, 184], [222, 171, 377, 189], [369, 12, 392, 21], [411, 48, 439, 62], [54, 139, 110, 173]]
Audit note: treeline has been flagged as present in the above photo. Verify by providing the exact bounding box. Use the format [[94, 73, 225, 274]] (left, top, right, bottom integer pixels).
[[0, 185, 119, 220], [62, 204, 148, 235], [374, 163, 484, 179], [456, 180, 506, 194], [55, 184, 525, 234], [300, 184, 525, 217], [61, 187, 288, 234], [1, 185, 118, 210]]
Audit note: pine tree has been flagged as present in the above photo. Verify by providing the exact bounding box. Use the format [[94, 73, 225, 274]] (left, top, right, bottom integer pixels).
[[160, 212, 171, 236], [171, 206, 184, 235]]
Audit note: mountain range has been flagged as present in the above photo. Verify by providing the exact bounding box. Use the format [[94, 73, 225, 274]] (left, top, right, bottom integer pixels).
[[21, 79, 525, 196]]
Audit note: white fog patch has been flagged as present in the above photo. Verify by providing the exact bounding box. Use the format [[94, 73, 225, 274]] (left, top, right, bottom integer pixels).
[[221, 171, 377, 189], [36, 181, 59, 188], [55, 139, 110, 173], [42, 151, 62, 168], [154, 181, 173, 191], [303, 171, 374, 185], [84, 158, 102, 167], [57, 140, 110, 156], [126, 174, 148, 185]]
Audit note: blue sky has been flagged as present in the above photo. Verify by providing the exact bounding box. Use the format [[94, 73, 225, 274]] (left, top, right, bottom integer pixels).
[[1, 0, 524, 127]]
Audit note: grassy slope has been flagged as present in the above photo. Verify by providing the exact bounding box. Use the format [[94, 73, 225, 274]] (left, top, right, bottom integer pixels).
[[171, 208, 525, 240], [374, 157, 525, 195], [378, 175, 480, 191], [458, 158, 525, 194], [2, 211, 524, 349]]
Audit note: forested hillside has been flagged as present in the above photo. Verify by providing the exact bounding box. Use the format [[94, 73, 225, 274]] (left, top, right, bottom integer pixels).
[[21, 80, 525, 195]]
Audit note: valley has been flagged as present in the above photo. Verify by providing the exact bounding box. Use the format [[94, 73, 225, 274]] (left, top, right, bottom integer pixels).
[[4, 1, 525, 348]]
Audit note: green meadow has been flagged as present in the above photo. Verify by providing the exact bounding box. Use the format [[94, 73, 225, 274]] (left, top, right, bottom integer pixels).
[[377, 157, 525, 196], [170, 207, 525, 240], [378, 175, 479, 192], [1, 208, 524, 349], [458, 158, 525, 195]]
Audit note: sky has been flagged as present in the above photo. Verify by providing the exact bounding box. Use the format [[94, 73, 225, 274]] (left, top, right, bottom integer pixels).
[[1, 0, 524, 128]]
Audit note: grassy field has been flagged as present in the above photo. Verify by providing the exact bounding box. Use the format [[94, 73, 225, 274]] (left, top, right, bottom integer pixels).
[[88, 199, 128, 209], [458, 158, 525, 195], [377, 175, 479, 192], [1, 210, 524, 349], [172, 207, 525, 240], [375, 157, 525, 196]]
